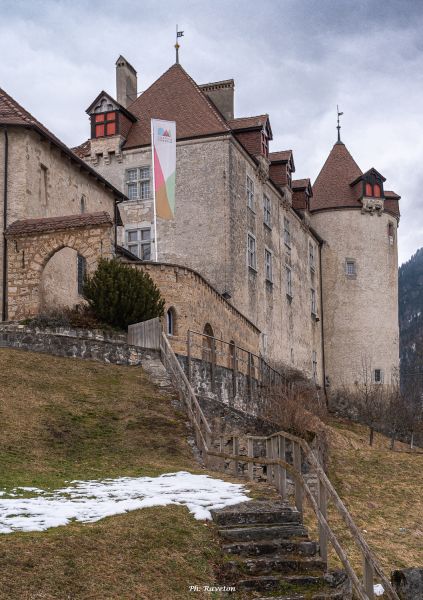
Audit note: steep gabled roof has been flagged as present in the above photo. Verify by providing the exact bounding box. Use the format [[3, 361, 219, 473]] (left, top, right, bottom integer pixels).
[[86, 90, 137, 121], [124, 63, 230, 149], [311, 142, 363, 212], [0, 87, 127, 201]]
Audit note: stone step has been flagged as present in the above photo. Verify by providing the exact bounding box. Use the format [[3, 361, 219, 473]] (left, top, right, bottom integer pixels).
[[223, 555, 326, 578], [223, 539, 318, 558], [236, 570, 350, 594], [211, 501, 302, 527], [218, 523, 308, 542]]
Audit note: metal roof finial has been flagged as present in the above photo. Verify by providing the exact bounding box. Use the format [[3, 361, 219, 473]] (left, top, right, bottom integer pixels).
[[175, 25, 184, 64], [337, 105, 344, 143]]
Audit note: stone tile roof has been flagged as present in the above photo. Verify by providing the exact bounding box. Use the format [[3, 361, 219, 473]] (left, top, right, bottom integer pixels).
[[228, 115, 269, 130], [5, 212, 113, 237], [124, 63, 230, 149], [384, 190, 401, 199], [0, 88, 126, 200], [292, 178, 311, 190], [311, 142, 363, 212], [269, 150, 293, 163]]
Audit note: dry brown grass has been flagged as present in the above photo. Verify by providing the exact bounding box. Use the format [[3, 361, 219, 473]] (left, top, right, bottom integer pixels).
[[303, 417, 423, 578], [0, 348, 226, 600]]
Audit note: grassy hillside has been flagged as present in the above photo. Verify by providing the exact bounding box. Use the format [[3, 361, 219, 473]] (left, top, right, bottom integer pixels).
[[326, 419, 423, 574], [0, 348, 221, 599]]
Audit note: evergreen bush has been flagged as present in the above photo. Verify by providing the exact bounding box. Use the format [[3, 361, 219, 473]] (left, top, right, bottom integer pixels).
[[83, 259, 165, 330]]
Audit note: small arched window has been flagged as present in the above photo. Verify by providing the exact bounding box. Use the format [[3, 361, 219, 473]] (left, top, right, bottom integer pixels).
[[80, 195, 86, 214], [166, 307, 176, 336], [202, 323, 215, 363], [373, 184, 381, 198], [365, 183, 373, 197]]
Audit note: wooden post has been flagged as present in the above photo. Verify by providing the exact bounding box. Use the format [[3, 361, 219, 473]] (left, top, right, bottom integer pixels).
[[279, 436, 287, 499], [248, 353, 253, 405], [363, 556, 375, 600], [187, 330, 192, 384], [293, 441, 303, 515], [232, 345, 238, 402], [210, 337, 216, 394], [272, 436, 279, 488], [266, 438, 273, 484], [219, 435, 225, 472], [247, 437, 254, 481], [233, 436, 239, 477], [318, 478, 328, 564]]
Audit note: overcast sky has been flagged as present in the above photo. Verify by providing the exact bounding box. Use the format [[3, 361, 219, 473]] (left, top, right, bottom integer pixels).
[[1, 0, 421, 264]]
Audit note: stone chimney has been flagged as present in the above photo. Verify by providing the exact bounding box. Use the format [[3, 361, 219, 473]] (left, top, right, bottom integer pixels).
[[199, 79, 234, 121], [115, 55, 137, 108]]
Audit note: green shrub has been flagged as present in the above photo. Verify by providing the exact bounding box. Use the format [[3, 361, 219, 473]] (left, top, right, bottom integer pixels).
[[83, 259, 165, 330]]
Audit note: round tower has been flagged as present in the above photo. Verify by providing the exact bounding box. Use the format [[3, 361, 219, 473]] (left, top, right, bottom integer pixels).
[[310, 140, 400, 403]]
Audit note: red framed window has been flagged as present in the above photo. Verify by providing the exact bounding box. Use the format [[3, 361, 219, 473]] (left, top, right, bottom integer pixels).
[[365, 182, 373, 196], [93, 111, 116, 138], [373, 183, 381, 197]]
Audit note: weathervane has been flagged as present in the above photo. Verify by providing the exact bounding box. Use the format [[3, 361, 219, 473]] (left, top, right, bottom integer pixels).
[[175, 25, 184, 64], [337, 105, 344, 143]]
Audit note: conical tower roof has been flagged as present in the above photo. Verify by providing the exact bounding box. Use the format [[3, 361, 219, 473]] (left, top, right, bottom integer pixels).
[[311, 142, 363, 212]]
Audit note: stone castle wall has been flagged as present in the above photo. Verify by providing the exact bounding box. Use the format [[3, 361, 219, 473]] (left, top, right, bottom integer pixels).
[[312, 208, 399, 394]]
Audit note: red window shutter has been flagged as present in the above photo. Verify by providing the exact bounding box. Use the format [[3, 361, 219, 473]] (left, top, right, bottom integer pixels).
[[95, 114, 105, 123], [106, 122, 116, 135], [106, 111, 116, 121], [95, 124, 105, 137], [365, 183, 373, 196], [374, 184, 381, 197]]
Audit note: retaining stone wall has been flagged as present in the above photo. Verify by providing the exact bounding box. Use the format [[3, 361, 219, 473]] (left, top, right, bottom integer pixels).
[[0, 324, 155, 366]]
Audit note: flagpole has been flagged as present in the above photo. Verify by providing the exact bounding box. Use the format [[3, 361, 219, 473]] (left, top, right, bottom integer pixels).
[[151, 119, 158, 262]]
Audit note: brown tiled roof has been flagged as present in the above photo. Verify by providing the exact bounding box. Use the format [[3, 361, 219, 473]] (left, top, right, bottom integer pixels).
[[0, 88, 127, 200], [124, 64, 230, 149], [228, 115, 268, 130], [269, 150, 293, 163], [384, 190, 401, 199], [311, 142, 363, 212], [5, 212, 113, 237], [72, 139, 91, 158], [292, 178, 311, 191]]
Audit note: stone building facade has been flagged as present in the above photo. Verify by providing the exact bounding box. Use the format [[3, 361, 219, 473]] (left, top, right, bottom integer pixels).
[[0, 88, 125, 319], [74, 59, 326, 385]]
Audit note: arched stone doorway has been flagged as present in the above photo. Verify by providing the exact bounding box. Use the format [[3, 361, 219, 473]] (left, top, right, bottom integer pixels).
[[5, 213, 113, 320]]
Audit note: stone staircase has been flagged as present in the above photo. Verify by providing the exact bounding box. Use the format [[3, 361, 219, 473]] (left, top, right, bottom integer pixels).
[[212, 501, 352, 599]]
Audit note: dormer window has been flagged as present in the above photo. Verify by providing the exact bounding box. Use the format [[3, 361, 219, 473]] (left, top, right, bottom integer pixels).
[[374, 184, 381, 198], [365, 182, 372, 197], [93, 112, 116, 138]]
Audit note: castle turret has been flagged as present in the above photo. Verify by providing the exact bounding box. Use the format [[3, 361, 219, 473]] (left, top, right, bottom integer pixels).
[[310, 140, 400, 403]]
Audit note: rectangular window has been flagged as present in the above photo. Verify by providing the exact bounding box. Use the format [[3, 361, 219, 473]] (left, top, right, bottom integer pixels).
[[311, 288, 317, 316], [247, 234, 257, 270], [263, 194, 271, 228], [40, 164, 48, 206], [388, 222, 394, 245], [309, 242, 315, 271], [77, 254, 86, 295], [346, 259, 356, 276], [94, 111, 116, 138], [285, 265, 292, 297], [265, 249, 273, 282], [312, 351, 318, 382], [126, 228, 151, 260], [373, 369, 384, 384], [125, 167, 151, 201], [246, 175, 255, 211], [284, 217, 291, 247]]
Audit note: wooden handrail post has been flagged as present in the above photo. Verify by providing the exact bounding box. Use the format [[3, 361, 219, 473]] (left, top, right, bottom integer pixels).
[[363, 556, 375, 600], [266, 438, 273, 484], [248, 352, 253, 405], [219, 435, 225, 471], [279, 435, 287, 499], [232, 345, 238, 402], [318, 478, 328, 564], [187, 330, 192, 384], [233, 436, 239, 477], [247, 437, 254, 480], [293, 441, 303, 515], [272, 436, 279, 486]]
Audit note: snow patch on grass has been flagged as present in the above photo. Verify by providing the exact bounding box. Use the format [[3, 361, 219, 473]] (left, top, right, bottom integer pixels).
[[0, 472, 250, 533]]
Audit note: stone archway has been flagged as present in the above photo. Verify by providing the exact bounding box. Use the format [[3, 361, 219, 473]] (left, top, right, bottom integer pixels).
[[5, 212, 114, 320]]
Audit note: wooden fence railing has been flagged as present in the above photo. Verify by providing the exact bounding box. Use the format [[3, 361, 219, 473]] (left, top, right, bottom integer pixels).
[[160, 332, 399, 600]]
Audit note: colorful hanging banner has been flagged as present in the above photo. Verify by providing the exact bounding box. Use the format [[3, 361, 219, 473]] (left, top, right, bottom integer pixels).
[[151, 119, 176, 221]]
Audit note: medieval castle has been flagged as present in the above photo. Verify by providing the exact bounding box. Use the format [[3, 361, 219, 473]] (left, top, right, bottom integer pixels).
[[0, 55, 400, 402]]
